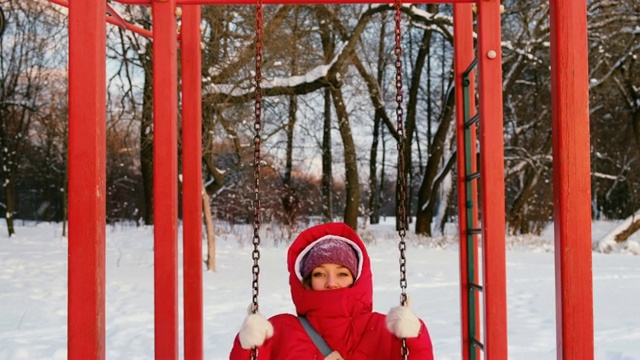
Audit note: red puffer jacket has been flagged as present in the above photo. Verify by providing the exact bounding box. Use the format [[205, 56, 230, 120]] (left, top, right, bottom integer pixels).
[[229, 222, 434, 359]]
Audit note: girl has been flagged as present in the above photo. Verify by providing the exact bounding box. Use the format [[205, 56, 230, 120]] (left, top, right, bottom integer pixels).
[[229, 222, 434, 359]]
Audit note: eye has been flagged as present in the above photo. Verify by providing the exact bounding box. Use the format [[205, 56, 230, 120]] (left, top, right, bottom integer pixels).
[[312, 271, 326, 278], [338, 271, 351, 277]]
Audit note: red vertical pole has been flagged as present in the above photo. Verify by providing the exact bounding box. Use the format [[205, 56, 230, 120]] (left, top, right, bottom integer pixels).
[[453, 5, 478, 360], [152, 0, 179, 358], [67, 0, 106, 359], [476, 1, 508, 359], [549, 1, 594, 358], [181, 5, 204, 360]]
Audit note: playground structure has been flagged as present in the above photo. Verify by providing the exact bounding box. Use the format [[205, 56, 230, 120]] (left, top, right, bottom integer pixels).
[[50, 0, 593, 359]]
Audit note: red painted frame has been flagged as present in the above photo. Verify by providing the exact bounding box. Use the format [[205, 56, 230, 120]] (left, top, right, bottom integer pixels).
[[118, 0, 474, 4], [67, 0, 107, 358], [549, 1, 594, 358], [181, 6, 205, 360], [476, 1, 508, 358], [61, 0, 593, 359], [453, 4, 479, 360], [152, 0, 180, 358]]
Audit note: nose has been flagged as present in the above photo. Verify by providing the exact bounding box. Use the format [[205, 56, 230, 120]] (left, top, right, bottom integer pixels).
[[325, 275, 340, 289]]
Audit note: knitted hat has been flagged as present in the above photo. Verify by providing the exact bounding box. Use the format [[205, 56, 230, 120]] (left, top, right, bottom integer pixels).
[[301, 238, 359, 280]]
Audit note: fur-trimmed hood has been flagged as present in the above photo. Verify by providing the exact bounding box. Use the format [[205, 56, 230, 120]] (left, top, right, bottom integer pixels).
[[287, 222, 373, 355]]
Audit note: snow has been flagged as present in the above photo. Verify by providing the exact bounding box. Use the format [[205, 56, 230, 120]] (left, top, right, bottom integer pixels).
[[203, 43, 346, 98], [595, 209, 640, 254], [0, 219, 639, 359]]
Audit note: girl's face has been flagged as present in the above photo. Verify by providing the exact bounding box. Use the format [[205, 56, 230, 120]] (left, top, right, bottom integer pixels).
[[309, 263, 355, 291]]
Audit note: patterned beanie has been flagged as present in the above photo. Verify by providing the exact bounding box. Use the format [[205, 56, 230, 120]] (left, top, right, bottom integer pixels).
[[301, 238, 359, 279]]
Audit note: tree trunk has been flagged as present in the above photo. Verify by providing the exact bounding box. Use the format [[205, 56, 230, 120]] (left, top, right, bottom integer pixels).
[[380, 126, 387, 221], [368, 17, 387, 225], [282, 94, 299, 235], [319, 16, 334, 223], [322, 88, 334, 222], [632, 98, 640, 149], [281, 45, 299, 231], [140, 42, 154, 225], [62, 129, 68, 236], [331, 85, 359, 230], [615, 218, 640, 243], [369, 111, 382, 225], [507, 171, 541, 235], [4, 178, 15, 236], [415, 86, 456, 236], [421, 153, 457, 233], [402, 20, 434, 231], [597, 209, 640, 250], [506, 135, 552, 235], [203, 185, 216, 271]]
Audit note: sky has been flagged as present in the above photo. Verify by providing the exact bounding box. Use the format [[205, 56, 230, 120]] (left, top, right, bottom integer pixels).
[[0, 218, 639, 360]]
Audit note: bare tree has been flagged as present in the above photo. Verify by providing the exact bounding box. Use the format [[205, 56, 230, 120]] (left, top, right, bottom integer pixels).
[[499, 0, 640, 235], [106, 7, 154, 225], [367, 15, 387, 225], [0, 0, 66, 235], [19, 1, 637, 243]]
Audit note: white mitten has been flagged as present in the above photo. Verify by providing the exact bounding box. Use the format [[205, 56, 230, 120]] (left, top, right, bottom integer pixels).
[[386, 305, 421, 338], [238, 308, 274, 349]]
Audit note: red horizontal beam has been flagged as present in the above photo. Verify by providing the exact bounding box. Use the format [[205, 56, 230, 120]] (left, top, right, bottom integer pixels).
[[108, 16, 152, 38], [116, 0, 474, 5]]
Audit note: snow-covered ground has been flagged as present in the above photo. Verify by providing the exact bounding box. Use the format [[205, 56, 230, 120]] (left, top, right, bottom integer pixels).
[[0, 219, 638, 359]]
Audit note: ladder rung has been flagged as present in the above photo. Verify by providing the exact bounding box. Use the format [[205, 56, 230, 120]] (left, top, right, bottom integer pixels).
[[471, 337, 484, 350], [468, 228, 481, 235], [469, 282, 483, 292], [462, 57, 479, 78], [466, 172, 480, 181], [465, 114, 480, 128]]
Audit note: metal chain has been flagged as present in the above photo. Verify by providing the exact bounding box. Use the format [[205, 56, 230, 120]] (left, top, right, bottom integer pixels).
[[250, 1, 263, 359], [393, 1, 409, 359], [394, 0, 407, 307]]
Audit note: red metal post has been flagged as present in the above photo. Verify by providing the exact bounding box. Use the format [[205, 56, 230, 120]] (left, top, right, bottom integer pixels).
[[177, 0, 474, 3], [453, 4, 479, 360], [181, 5, 204, 360], [114, 0, 477, 5], [152, 0, 179, 358], [549, 1, 594, 358], [477, 1, 508, 358], [67, 0, 106, 359]]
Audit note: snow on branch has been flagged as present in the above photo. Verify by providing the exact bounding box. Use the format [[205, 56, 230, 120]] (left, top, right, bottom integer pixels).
[[202, 3, 455, 104], [204, 43, 345, 99], [595, 209, 640, 255]]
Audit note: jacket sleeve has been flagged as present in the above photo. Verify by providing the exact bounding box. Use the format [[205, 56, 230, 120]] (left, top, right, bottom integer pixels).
[[230, 314, 322, 359], [403, 320, 434, 360], [229, 333, 273, 360]]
